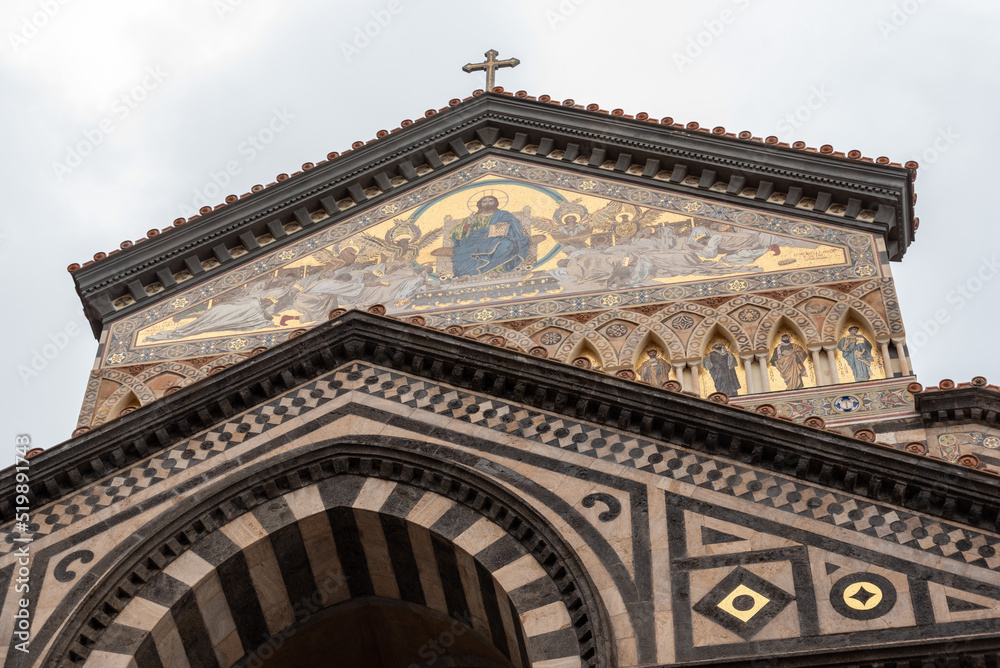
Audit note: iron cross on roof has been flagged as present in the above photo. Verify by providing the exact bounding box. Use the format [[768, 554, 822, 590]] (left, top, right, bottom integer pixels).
[[462, 49, 520, 91]]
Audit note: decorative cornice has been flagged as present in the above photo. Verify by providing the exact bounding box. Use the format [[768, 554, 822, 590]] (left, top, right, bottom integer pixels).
[[6, 312, 994, 536], [915, 385, 1000, 428], [70, 93, 916, 337]]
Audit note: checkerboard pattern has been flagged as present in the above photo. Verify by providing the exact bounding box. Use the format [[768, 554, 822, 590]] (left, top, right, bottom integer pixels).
[[2, 382, 341, 550], [5, 363, 998, 573]]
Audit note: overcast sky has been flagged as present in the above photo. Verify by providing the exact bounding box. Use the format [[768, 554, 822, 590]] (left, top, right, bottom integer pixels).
[[2, 0, 997, 462]]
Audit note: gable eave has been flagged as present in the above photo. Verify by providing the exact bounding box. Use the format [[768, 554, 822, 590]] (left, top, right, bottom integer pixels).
[[70, 92, 916, 338]]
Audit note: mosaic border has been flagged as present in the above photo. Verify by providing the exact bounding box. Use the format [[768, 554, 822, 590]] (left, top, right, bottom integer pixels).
[[102, 158, 881, 368], [8, 363, 989, 576]]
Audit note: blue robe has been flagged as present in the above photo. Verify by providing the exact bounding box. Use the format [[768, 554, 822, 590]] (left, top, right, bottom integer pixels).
[[450, 210, 530, 277], [838, 334, 873, 382]]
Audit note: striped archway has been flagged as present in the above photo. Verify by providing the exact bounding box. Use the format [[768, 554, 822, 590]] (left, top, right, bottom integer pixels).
[[55, 449, 612, 668]]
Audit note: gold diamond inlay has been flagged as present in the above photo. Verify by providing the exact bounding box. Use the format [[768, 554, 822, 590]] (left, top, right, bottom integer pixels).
[[717, 584, 770, 622]]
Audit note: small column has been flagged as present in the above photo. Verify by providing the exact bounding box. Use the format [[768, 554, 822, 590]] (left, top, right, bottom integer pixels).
[[877, 339, 893, 378], [892, 337, 911, 376], [672, 363, 687, 391], [741, 355, 756, 394], [688, 360, 703, 396], [809, 346, 825, 385], [824, 345, 840, 384], [755, 353, 772, 392]]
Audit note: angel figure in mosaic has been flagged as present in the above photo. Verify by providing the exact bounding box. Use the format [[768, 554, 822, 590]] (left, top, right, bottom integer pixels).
[[533, 198, 592, 246], [360, 219, 441, 264], [587, 201, 663, 243]]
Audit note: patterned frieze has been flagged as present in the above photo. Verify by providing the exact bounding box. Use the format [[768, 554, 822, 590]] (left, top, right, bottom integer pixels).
[[95, 158, 900, 370], [7, 358, 1000, 665], [71, 158, 913, 434], [19, 312, 993, 538]]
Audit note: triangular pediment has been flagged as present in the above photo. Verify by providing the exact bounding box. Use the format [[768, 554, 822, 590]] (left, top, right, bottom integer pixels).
[[72, 93, 915, 339], [106, 159, 866, 370]]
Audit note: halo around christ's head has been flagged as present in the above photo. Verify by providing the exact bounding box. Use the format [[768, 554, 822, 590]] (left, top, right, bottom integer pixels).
[[467, 188, 509, 212]]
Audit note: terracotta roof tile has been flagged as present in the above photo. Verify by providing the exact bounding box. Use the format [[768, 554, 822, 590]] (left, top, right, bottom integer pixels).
[[71, 89, 917, 271]]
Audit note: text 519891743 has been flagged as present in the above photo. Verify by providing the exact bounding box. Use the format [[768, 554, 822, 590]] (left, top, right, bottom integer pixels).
[[11, 434, 33, 654]]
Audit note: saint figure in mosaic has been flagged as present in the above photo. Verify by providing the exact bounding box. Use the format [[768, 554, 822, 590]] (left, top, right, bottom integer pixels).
[[636, 348, 671, 387], [449, 195, 530, 277], [703, 342, 741, 396], [770, 334, 809, 390], [838, 326, 874, 382]]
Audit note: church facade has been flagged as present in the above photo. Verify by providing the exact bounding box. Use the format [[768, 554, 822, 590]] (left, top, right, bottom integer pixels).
[[4, 87, 1000, 666]]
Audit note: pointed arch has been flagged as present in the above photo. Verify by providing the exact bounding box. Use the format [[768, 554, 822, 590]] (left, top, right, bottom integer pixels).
[[520, 315, 615, 365], [765, 316, 817, 391], [821, 297, 890, 342], [460, 323, 533, 353], [764, 315, 810, 350], [697, 324, 747, 398], [89, 369, 158, 426], [616, 310, 685, 365], [135, 360, 203, 384], [832, 309, 887, 383], [630, 329, 672, 367], [630, 330, 674, 387], [686, 310, 750, 359], [569, 337, 606, 369], [752, 300, 821, 352], [109, 389, 141, 420]]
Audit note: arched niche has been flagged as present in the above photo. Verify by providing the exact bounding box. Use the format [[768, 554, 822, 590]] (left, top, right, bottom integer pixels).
[[632, 332, 672, 388], [834, 313, 886, 383], [699, 326, 746, 398], [766, 318, 816, 391], [570, 337, 605, 370], [107, 389, 141, 421], [81, 499, 533, 668]]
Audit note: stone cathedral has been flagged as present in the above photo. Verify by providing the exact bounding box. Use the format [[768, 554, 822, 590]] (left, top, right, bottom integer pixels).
[[5, 67, 1000, 667]]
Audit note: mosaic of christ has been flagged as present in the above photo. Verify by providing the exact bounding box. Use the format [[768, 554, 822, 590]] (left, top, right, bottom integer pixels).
[[135, 175, 847, 345]]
